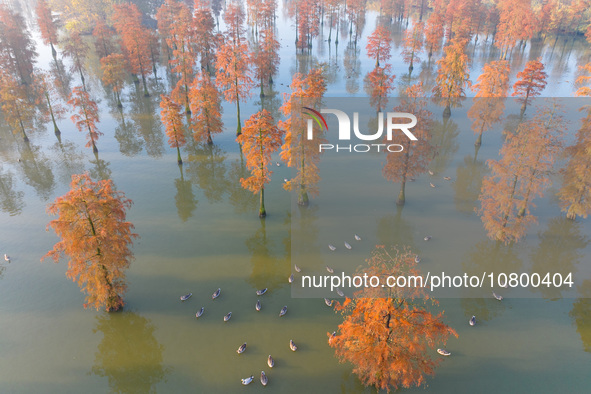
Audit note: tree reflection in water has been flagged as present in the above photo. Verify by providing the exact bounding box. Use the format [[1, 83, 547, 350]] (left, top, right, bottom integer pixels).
[[570, 279, 591, 353], [91, 311, 169, 393]]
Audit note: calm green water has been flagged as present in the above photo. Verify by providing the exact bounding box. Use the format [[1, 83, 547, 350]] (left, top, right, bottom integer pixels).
[[1, 2, 591, 393]]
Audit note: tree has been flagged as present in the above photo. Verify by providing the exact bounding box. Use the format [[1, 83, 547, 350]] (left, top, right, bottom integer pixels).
[[329, 246, 457, 392], [43, 173, 137, 312], [93, 19, 116, 59], [36, 0, 59, 59], [160, 95, 187, 165], [62, 30, 89, 88], [575, 63, 591, 97], [168, 2, 196, 114], [363, 65, 395, 113], [236, 110, 283, 217], [401, 21, 423, 74], [0, 71, 35, 142], [512, 59, 547, 116], [193, 0, 219, 73], [35, 70, 66, 135], [189, 71, 223, 145], [0, 5, 37, 84], [478, 106, 564, 244], [279, 68, 327, 205], [382, 83, 432, 206], [216, 39, 253, 136], [253, 27, 280, 97], [101, 53, 127, 109], [366, 25, 391, 67], [156, 0, 183, 64], [433, 38, 471, 117], [495, 0, 536, 59], [68, 86, 102, 154], [113, 3, 153, 97], [468, 60, 510, 147], [558, 109, 591, 219], [424, 7, 444, 62]]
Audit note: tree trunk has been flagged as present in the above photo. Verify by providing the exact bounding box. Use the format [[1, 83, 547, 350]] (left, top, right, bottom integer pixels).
[[397, 180, 406, 206], [259, 187, 266, 217]]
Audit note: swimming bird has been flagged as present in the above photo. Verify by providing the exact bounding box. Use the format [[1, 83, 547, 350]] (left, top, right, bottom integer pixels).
[[344, 242, 352, 249], [324, 298, 333, 307], [430, 182, 436, 188], [493, 292, 503, 301], [241, 376, 254, 385], [180, 293, 192, 301], [428, 170, 434, 176], [237, 343, 247, 354], [260, 371, 268, 386], [415, 255, 421, 263], [424, 236, 432, 241], [196, 307, 204, 318], [336, 288, 344, 297], [4, 254, 9, 262], [469, 315, 476, 326], [294, 264, 301, 272], [283, 178, 289, 183], [290, 339, 297, 351], [354, 234, 361, 241], [212, 288, 221, 299], [256, 300, 261, 311], [328, 244, 336, 251], [256, 288, 268, 296], [279, 306, 288, 317], [224, 312, 232, 322], [276, 162, 281, 167], [267, 355, 274, 368], [444, 176, 451, 181], [288, 273, 294, 283], [437, 348, 451, 356], [326, 266, 334, 273]]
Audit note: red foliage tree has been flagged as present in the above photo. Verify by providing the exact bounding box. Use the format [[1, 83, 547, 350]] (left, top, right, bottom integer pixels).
[[366, 25, 392, 67], [93, 19, 116, 59], [363, 65, 396, 112], [193, 0, 219, 72], [236, 109, 283, 217], [68, 86, 102, 154], [329, 246, 457, 392], [433, 38, 471, 116], [35, 0, 58, 59], [512, 58, 547, 116], [495, 0, 536, 59], [189, 71, 223, 145], [43, 173, 138, 312], [401, 21, 424, 74], [254, 27, 280, 97], [160, 95, 187, 165], [101, 53, 128, 109], [168, 2, 196, 114], [0, 70, 35, 141]]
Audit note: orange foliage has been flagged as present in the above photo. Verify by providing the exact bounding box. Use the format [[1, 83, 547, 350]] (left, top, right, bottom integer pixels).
[[168, 2, 196, 114], [35, 0, 58, 56], [93, 19, 116, 59], [236, 109, 283, 217], [101, 53, 127, 108], [0, 70, 35, 141], [160, 95, 187, 165], [401, 21, 424, 72], [366, 25, 392, 67], [424, 7, 444, 60], [193, 0, 219, 72], [478, 106, 564, 243], [512, 59, 547, 115], [279, 68, 327, 205], [68, 86, 102, 153], [433, 38, 471, 114], [329, 246, 457, 392], [43, 173, 137, 312], [254, 27, 280, 96], [189, 71, 223, 145], [363, 65, 396, 112], [495, 0, 536, 59], [575, 63, 591, 97], [62, 30, 89, 86], [382, 83, 432, 206], [0, 5, 37, 83]]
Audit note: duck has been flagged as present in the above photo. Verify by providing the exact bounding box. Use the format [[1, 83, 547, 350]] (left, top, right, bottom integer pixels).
[[241, 376, 254, 385], [430, 182, 436, 188], [326, 266, 334, 274], [336, 288, 344, 297], [180, 293, 192, 301], [469, 315, 476, 326], [424, 236, 432, 241], [212, 288, 221, 299], [196, 307, 204, 318], [290, 339, 297, 351], [428, 170, 434, 176], [256, 288, 268, 296], [294, 264, 301, 272], [288, 273, 294, 283], [437, 348, 451, 356], [444, 176, 451, 181], [344, 242, 352, 250], [224, 312, 232, 322], [260, 371, 268, 386], [4, 254, 10, 262], [493, 292, 503, 301], [328, 244, 336, 251], [237, 342, 247, 354], [256, 300, 261, 311], [324, 298, 333, 307], [283, 178, 289, 183], [354, 234, 361, 241], [279, 306, 288, 317], [267, 355, 274, 368], [415, 255, 421, 263], [276, 161, 281, 167]]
